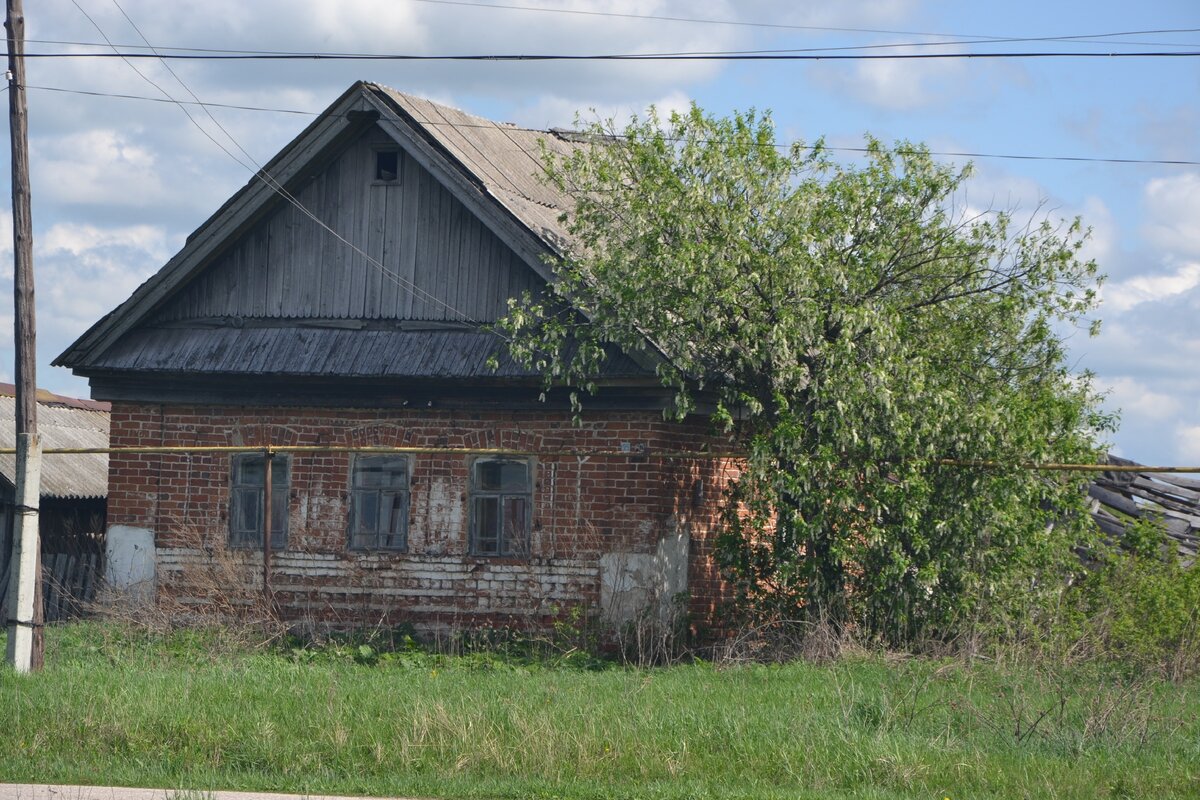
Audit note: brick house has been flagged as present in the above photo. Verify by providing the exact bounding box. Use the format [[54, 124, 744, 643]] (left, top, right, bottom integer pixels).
[[55, 82, 736, 634]]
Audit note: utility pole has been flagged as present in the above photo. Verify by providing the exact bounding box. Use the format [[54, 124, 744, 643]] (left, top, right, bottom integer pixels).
[[5, 0, 43, 673]]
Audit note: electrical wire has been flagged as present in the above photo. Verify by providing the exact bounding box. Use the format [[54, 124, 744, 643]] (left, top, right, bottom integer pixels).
[[69, 0, 493, 334], [24, 31, 1200, 56], [16, 49, 1200, 61], [406, 0, 1200, 46], [24, 83, 1200, 168]]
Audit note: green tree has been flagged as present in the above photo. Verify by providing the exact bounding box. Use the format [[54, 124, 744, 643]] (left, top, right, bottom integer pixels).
[[500, 105, 1111, 644]]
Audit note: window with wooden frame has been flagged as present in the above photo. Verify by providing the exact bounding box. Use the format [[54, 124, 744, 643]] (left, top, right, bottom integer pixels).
[[349, 455, 410, 551], [374, 149, 400, 182], [229, 453, 289, 549], [469, 457, 532, 557]]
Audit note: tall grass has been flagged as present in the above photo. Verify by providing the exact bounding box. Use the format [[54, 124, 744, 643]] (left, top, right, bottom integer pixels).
[[1, 623, 1197, 799]]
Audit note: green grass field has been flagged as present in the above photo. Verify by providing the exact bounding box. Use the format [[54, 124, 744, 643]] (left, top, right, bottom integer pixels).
[[1, 623, 1197, 799]]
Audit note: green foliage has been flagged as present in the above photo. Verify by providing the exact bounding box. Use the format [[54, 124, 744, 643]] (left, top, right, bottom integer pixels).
[[4, 623, 1199, 799], [1073, 520, 1200, 678], [500, 104, 1112, 644]]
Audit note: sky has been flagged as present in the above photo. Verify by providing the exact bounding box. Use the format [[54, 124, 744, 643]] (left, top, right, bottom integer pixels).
[[1, 0, 1198, 467]]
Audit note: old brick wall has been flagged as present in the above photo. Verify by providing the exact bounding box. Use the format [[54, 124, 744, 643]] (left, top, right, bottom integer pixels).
[[107, 403, 739, 634]]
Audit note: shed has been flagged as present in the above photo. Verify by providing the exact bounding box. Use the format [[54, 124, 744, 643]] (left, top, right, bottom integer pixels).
[[0, 384, 109, 620]]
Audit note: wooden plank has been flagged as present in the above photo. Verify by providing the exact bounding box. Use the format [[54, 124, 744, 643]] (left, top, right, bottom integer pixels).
[[1130, 474, 1200, 503], [356, 181, 380, 318], [446, 189, 466, 318], [331, 140, 356, 318], [43, 553, 65, 623], [400, 151, 420, 318], [1156, 472, 1200, 492], [66, 554, 83, 619], [85, 553, 98, 606], [414, 166, 435, 319], [315, 158, 338, 318], [1088, 483, 1141, 518], [0, 561, 10, 618], [253, 223, 271, 317], [266, 213, 286, 315], [432, 181, 451, 320], [352, 140, 375, 319], [1092, 512, 1125, 540], [481, 215, 499, 323], [300, 169, 326, 316], [461, 215, 481, 319], [379, 182, 400, 317]]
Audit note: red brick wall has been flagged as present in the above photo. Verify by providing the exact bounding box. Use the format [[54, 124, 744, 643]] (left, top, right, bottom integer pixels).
[[107, 403, 739, 634]]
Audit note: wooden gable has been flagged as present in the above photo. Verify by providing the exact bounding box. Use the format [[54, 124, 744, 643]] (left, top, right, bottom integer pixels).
[[152, 126, 542, 326], [55, 83, 657, 404]]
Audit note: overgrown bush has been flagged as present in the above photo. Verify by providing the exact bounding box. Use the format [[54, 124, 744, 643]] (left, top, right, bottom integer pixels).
[[1070, 519, 1200, 679]]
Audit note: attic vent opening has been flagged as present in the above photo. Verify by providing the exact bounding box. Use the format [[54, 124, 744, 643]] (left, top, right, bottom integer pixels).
[[375, 150, 400, 182]]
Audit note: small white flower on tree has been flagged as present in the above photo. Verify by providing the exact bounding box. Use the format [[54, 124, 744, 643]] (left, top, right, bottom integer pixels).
[[500, 105, 1112, 645]]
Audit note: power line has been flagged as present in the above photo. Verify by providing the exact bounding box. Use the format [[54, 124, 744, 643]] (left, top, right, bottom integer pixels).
[[406, 0, 1200, 46], [24, 30, 1200, 57], [17, 49, 1200, 61], [67, 1, 491, 334], [25, 83, 1200, 168]]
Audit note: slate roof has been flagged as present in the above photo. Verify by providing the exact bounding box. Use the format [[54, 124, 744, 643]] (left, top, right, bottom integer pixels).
[[0, 384, 109, 500], [372, 84, 580, 251]]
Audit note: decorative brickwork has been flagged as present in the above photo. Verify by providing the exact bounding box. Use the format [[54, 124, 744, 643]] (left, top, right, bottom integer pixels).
[[107, 403, 740, 635]]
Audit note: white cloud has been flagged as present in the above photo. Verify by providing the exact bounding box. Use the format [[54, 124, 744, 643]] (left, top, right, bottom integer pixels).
[[40, 223, 169, 260], [812, 42, 965, 111], [1142, 172, 1200, 257], [1177, 425, 1200, 465], [1101, 262, 1200, 313], [35, 129, 166, 207], [510, 90, 693, 130], [1103, 376, 1182, 421]]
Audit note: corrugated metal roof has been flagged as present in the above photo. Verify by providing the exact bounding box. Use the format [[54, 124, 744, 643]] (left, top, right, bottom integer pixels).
[[94, 327, 647, 379], [0, 394, 109, 499]]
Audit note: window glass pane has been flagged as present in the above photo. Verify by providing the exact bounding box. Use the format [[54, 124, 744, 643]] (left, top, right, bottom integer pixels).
[[235, 457, 263, 486], [499, 461, 529, 492], [355, 456, 407, 489], [232, 487, 261, 538], [382, 492, 406, 536], [353, 491, 379, 535], [502, 497, 529, 555], [381, 493, 406, 549], [476, 460, 504, 491], [474, 496, 500, 555]]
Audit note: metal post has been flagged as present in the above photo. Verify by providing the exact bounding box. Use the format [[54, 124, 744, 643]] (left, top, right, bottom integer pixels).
[[262, 446, 273, 602]]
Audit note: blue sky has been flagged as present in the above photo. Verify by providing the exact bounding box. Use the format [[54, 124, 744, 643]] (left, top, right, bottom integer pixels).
[[3, 0, 1198, 466]]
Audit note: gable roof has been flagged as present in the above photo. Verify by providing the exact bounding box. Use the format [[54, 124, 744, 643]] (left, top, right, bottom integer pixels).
[[55, 82, 610, 379], [0, 384, 109, 500]]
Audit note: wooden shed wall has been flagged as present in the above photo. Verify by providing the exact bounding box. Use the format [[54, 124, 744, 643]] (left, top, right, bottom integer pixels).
[[153, 127, 542, 325]]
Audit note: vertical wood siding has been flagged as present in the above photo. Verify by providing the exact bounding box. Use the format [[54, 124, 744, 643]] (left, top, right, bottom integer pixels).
[[154, 128, 542, 324]]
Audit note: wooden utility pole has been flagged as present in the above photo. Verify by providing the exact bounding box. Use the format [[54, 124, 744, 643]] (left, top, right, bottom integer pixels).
[[4, 0, 43, 673]]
